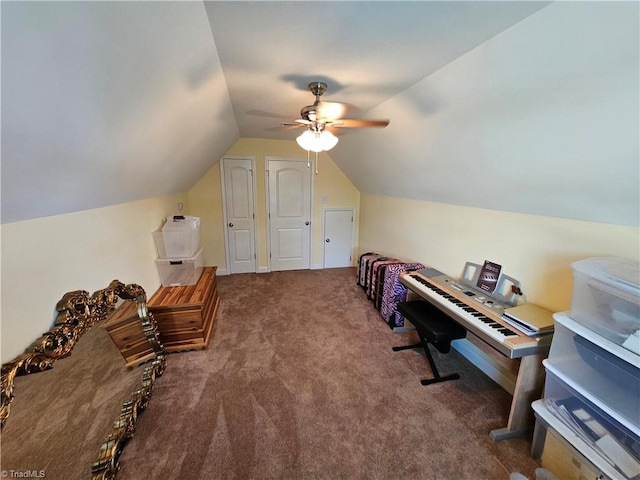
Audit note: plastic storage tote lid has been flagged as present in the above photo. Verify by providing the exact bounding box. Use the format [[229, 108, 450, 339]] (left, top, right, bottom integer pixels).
[[571, 257, 640, 296], [162, 215, 200, 231]]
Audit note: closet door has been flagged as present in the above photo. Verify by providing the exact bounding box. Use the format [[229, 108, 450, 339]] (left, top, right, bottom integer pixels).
[[268, 158, 311, 271], [323, 209, 354, 268], [222, 156, 256, 274]]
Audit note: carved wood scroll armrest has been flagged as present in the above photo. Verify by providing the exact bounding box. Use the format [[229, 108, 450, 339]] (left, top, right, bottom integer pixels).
[[0, 280, 166, 480]]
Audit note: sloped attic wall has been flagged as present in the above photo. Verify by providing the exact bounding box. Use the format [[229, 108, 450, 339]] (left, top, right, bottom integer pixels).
[[1, 1, 239, 224], [334, 1, 639, 227]]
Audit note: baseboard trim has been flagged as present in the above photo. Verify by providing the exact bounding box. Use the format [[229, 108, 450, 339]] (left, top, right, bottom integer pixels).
[[310, 263, 323, 270], [213, 267, 271, 275]]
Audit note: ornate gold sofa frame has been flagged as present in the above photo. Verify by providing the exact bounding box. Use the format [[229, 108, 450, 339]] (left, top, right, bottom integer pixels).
[[0, 280, 166, 479]]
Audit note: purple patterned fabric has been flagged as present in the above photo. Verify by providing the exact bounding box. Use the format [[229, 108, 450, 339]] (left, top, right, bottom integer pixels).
[[363, 255, 386, 293], [373, 264, 395, 310], [380, 262, 426, 328], [368, 259, 401, 301]]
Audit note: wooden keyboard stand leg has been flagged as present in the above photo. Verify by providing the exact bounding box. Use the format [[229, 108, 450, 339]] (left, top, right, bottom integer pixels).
[[490, 353, 545, 442]]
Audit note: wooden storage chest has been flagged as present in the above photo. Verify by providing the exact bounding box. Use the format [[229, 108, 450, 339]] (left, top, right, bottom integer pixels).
[[147, 266, 219, 352], [102, 300, 157, 367], [104, 266, 219, 366]]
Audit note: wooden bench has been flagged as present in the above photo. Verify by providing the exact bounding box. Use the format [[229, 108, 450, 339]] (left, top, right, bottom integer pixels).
[[393, 300, 466, 385]]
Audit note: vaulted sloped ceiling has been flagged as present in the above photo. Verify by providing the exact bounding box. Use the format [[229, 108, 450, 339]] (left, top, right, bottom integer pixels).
[[2, 1, 638, 226], [2, 1, 239, 223]]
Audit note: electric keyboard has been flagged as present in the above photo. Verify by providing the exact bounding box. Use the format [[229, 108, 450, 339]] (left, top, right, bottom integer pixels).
[[400, 269, 552, 359]]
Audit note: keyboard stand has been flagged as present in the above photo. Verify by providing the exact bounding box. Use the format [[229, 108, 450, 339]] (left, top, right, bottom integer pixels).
[[393, 341, 461, 385]]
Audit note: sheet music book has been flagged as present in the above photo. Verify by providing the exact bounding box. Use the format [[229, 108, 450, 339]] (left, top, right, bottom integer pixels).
[[502, 303, 554, 336], [476, 260, 501, 293]]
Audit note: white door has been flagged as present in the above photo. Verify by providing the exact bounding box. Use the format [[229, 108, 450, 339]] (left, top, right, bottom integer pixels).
[[323, 209, 354, 268], [268, 159, 312, 271], [222, 157, 256, 274]]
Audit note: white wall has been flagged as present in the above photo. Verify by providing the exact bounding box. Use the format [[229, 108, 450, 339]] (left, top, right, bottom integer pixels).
[[0, 194, 187, 363], [336, 1, 639, 226], [359, 193, 640, 314]]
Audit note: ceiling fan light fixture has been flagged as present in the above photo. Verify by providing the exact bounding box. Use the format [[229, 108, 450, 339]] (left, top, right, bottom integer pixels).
[[296, 130, 317, 151], [296, 129, 338, 153], [319, 130, 338, 150]]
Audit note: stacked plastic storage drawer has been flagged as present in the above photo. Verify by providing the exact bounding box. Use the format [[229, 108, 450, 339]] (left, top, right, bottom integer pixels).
[[152, 215, 203, 287], [532, 257, 640, 480]]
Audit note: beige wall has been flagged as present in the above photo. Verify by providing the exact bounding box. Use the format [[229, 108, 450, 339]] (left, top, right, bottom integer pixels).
[[188, 137, 361, 272], [0, 194, 188, 363], [359, 193, 640, 313], [187, 162, 227, 269], [0, 137, 360, 364], [3, 143, 637, 364]]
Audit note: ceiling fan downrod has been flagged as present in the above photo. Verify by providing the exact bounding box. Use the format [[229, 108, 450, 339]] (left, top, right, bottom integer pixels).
[[308, 81, 328, 99]]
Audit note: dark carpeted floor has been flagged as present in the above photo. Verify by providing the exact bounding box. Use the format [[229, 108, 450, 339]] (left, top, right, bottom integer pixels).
[[114, 267, 539, 479]]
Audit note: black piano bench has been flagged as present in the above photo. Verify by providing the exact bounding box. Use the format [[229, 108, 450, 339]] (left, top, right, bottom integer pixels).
[[393, 301, 467, 386]]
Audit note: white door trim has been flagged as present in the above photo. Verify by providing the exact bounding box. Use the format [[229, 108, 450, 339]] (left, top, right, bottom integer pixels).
[[265, 156, 314, 272], [220, 155, 258, 275]]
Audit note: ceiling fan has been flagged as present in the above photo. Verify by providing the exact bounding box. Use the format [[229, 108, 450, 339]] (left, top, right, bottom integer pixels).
[[282, 81, 390, 133], [260, 81, 390, 174]]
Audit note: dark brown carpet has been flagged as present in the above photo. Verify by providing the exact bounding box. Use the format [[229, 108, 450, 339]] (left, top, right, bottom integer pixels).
[[116, 267, 539, 479]]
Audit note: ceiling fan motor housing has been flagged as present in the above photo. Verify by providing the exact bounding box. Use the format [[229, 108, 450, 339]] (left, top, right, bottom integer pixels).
[[300, 104, 316, 121]]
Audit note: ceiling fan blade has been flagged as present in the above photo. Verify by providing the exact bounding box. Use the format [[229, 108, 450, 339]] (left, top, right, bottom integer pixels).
[[331, 119, 390, 128], [316, 101, 357, 121], [266, 123, 306, 132], [325, 125, 344, 137]]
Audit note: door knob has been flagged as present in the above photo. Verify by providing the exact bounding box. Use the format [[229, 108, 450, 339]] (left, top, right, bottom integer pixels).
[[305, 221, 310, 225], [325, 238, 330, 243], [228, 222, 234, 227]]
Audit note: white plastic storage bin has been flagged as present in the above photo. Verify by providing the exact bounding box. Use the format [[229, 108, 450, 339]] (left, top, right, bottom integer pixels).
[[155, 248, 203, 287], [541, 371, 640, 479], [532, 401, 628, 480], [153, 215, 201, 258], [570, 257, 640, 350], [546, 313, 640, 433], [532, 411, 612, 480]]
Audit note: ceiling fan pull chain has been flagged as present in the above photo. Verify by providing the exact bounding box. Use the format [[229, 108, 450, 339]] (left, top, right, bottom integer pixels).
[[315, 151, 319, 176]]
